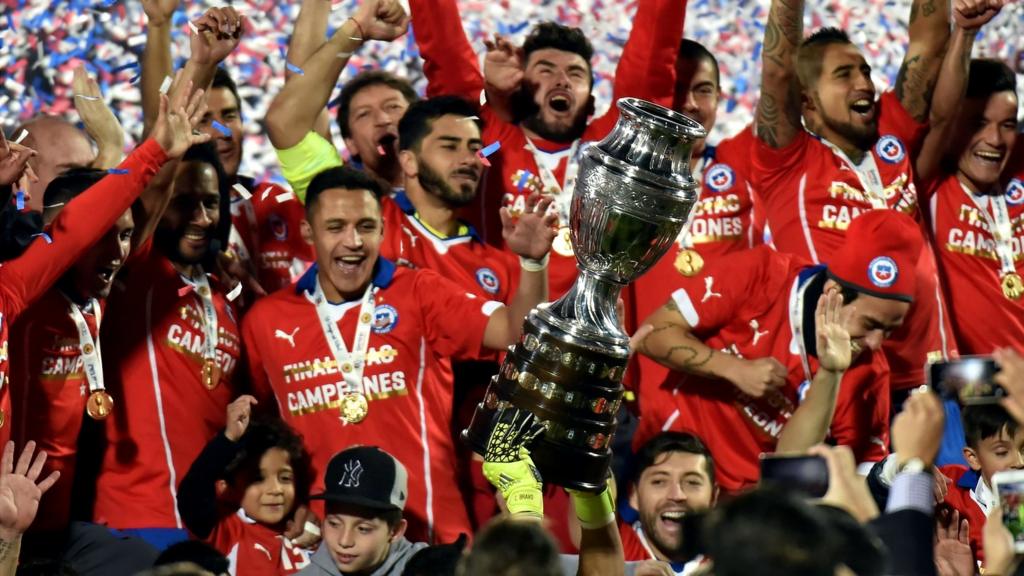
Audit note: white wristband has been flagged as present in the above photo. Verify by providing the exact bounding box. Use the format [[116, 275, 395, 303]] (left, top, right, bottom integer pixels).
[[519, 254, 549, 272]]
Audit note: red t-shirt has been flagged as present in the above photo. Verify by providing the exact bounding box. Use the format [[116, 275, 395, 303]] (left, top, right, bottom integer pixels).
[[926, 174, 1024, 354], [242, 260, 500, 544], [939, 465, 988, 564], [632, 247, 890, 492], [752, 92, 954, 388], [410, 0, 686, 299], [628, 126, 764, 395], [229, 180, 314, 294], [0, 140, 167, 450], [208, 510, 312, 575], [93, 241, 243, 529]]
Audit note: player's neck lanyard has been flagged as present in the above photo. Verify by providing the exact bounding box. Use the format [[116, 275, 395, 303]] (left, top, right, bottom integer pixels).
[[676, 154, 713, 249], [66, 297, 104, 394], [819, 138, 888, 209], [524, 137, 581, 225], [308, 276, 376, 390], [632, 522, 691, 575], [186, 268, 220, 365], [962, 182, 1019, 278], [788, 274, 815, 384]]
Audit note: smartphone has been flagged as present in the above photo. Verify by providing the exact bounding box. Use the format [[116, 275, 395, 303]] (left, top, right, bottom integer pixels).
[[993, 470, 1024, 553], [928, 356, 1003, 405], [759, 454, 829, 498]]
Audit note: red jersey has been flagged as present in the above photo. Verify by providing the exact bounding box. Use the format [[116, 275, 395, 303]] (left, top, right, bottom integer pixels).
[[242, 259, 500, 544], [0, 140, 167, 450], [938, 465, 989, 564], [93, 241, 242, 529], [628, 126, 764, 395], [229, 179, 314, 293], [410, 0, 686, 299], [632, 247, 890, 492], [209, 510, 312, 575], [751, 92, 954, 388], [926, 174, 1024, 354]]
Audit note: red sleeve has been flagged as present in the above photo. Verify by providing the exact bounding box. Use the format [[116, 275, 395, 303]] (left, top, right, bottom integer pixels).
[[751, 128, 813, 203], [879, 91, 929, 158], [0, 139, 167, 322], [414, 268, 498, 360], [585, 0, 687, 138], [206, 512, 244, 556], [409, 0, 484, 101], [828, 355, 891, 466]]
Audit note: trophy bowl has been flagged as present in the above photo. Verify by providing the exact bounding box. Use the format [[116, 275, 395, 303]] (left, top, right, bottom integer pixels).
[[463, 98, 706, 491]]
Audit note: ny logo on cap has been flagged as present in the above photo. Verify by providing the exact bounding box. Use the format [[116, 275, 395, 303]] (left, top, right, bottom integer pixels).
[[340, 460, 364, 488]]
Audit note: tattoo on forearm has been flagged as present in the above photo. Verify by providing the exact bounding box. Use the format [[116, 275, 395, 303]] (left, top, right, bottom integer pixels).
[[895, 54, 934, 122], [639, 323, 715, 371], [0, 538, 18, 562], [757, 94, 782, 147]]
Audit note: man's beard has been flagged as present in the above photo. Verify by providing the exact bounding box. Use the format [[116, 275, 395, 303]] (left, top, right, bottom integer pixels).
[[510, 85, 589, 143], [639, 509, 684, 559], [418, 161, 477, 208], [154, 225, 217, 265], [819, 112, 880, 152]]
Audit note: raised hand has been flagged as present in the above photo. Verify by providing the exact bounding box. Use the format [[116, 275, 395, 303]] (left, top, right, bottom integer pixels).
[[190, 7, 244, 66], [807, 444, 879, 523], [484, 35, 525, 96], [72, 63, 125, 169], [224, 395, 258, 442], [892, 388, 945, 468], [815, 287, 853, 373], [0, 131, 36, 188], [726, 356, 788, 398], [501, 193, 558, 261], [150, 75, 211, 159], [953, 0, 1009, 30], [352, 0, 410, 42], [935, 508, 974, 576], [0, 441, 59, 539], [141, 0, 181, 27]]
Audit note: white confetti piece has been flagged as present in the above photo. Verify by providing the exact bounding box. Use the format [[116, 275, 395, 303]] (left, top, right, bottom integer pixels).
[[226, 282, 243, 302], [232, 183, 252, 200], [275, 191, 294, 203], [159, 76, 173, 95], [13, 130, 27, 145]]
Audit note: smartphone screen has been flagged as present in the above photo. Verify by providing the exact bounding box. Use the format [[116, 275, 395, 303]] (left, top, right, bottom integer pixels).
[[928, 356, 1002, 404], [995, 473, 1024, 551], [759, 455, 829, 498]]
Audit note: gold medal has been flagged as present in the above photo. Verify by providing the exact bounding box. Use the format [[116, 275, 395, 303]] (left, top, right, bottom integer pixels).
[[201, 359, 221, 390], [1002, 272, 1024, 300], [674, 249, 704, 277], [360, 312, 372, 324], [82, 343, 94, 355], [339, 393, 369, 424], [552, 227, 574, 257], [86, 390, 114, 420]]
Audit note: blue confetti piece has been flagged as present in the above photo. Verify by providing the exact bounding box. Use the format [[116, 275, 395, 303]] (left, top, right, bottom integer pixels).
[[211, 121, 232, 137], [107, 168, 129, 175], [128, 73, 141, 84], [32, 232, 52, 244], [110, 61, 139, 74], [480, 141, 501, 158], [15, 190, 24, 211], [285, 62, 304, 75], [517, 171, 531, 190]]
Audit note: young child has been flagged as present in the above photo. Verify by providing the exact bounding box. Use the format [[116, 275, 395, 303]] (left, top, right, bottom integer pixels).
[[178, 395, 314, 574], [869, 403, 1024, 564]]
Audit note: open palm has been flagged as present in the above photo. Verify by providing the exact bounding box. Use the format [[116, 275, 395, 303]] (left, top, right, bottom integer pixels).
[[501, 194, 558, 261], [815, 288, 853, 373], [0, 441, 59, 538]]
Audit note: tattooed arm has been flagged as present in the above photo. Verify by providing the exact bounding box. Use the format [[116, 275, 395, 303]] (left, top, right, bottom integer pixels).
[[894, 0, 951, 123], [755, 0, 804, 148], [639, 300, 788, 398]]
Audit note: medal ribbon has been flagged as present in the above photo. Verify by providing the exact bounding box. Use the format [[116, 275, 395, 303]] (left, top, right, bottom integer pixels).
[[67, 298, 104, 394], [308, 277, 376, 392], [787, 275, 814, 385], [524, 137, 582, 226], [819, 138, 888, 209], [190, 269, 220, 365], [961, 182, 1019, 279]]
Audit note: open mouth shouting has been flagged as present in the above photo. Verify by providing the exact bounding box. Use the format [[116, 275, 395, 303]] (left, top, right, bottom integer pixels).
[[335, 253, 367, 275], [849, 93, 877, 121], [547, 90, 574, 114]]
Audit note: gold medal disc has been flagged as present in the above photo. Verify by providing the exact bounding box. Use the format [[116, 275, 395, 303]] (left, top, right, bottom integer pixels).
[[86, 390, 114, 420], [552, 227, 574, 257], [201, 359, 221, 390], [674, 249, 705, 277], [1002, 272, 1024, 300], [339, 393, 369, 424]]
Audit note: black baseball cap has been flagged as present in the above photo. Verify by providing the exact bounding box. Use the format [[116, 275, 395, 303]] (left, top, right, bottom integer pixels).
[[310, 445, 409, 512]]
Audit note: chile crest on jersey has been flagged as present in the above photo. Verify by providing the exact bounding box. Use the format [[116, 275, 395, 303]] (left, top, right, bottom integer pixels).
[[1006, 178, 1024, 206], [269, 213, 289, 241], [372, 304, 399, 334], [875, 136, 906, 164], [475, 268, 500, 295], [705, 164, 736, 192]]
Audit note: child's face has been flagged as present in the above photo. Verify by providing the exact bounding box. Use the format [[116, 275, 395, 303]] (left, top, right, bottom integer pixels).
[[323, 508, 406, 574], [240, 447, 296, 526], [964, 425, 1024, 484]]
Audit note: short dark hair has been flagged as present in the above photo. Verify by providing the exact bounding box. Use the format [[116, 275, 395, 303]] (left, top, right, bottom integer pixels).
[[963, 404, 1019, 449], [154, 540, 229, 574], [224, 417, 313, 504], [324, 502, 405, 530], [703, 487, 841, 576], [796, 27, 854, 90], [966, 59, 1018, 101], [212, 67, 242, 112], [42, 167, 108, 222], [678, 39, 721, 87], [632, 431, 716, 487], [523, 22, 594, 75], [403, 534, 468, 576], [398, 96, 483, 153], [459, 519, 562, 576], [305, 166, 386, 220], [336, 71, 418, 139], [815, 504, 887, 576], [838, 283, 861, 305]]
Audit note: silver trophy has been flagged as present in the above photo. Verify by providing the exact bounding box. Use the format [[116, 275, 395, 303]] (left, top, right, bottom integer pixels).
[[463, 98, 706, 491]]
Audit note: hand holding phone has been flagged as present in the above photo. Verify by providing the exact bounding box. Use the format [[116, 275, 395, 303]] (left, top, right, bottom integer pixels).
[[993, 469, 1024, 553], [929, 356, 1003, 405], [759, 454, 830, 498]]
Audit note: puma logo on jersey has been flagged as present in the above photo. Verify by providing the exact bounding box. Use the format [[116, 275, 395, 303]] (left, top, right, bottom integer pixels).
[[275, 327, 299, 348], [749, 319, 769, 346], [253, 543, 272, 561], [702, 277, 722, 303]]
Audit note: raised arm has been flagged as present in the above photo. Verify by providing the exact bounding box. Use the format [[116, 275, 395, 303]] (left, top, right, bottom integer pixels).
[[914, 0, 1006, 183], [287, 0, 335, 142], [499, 194, 557, 340], [755, 0, 805, 148], [894, 0, 952, 123], [265, 0, 409, 150], [72, 64, 125, 170], [408, 0, 484, 100], [140, 0, 180, 137]]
